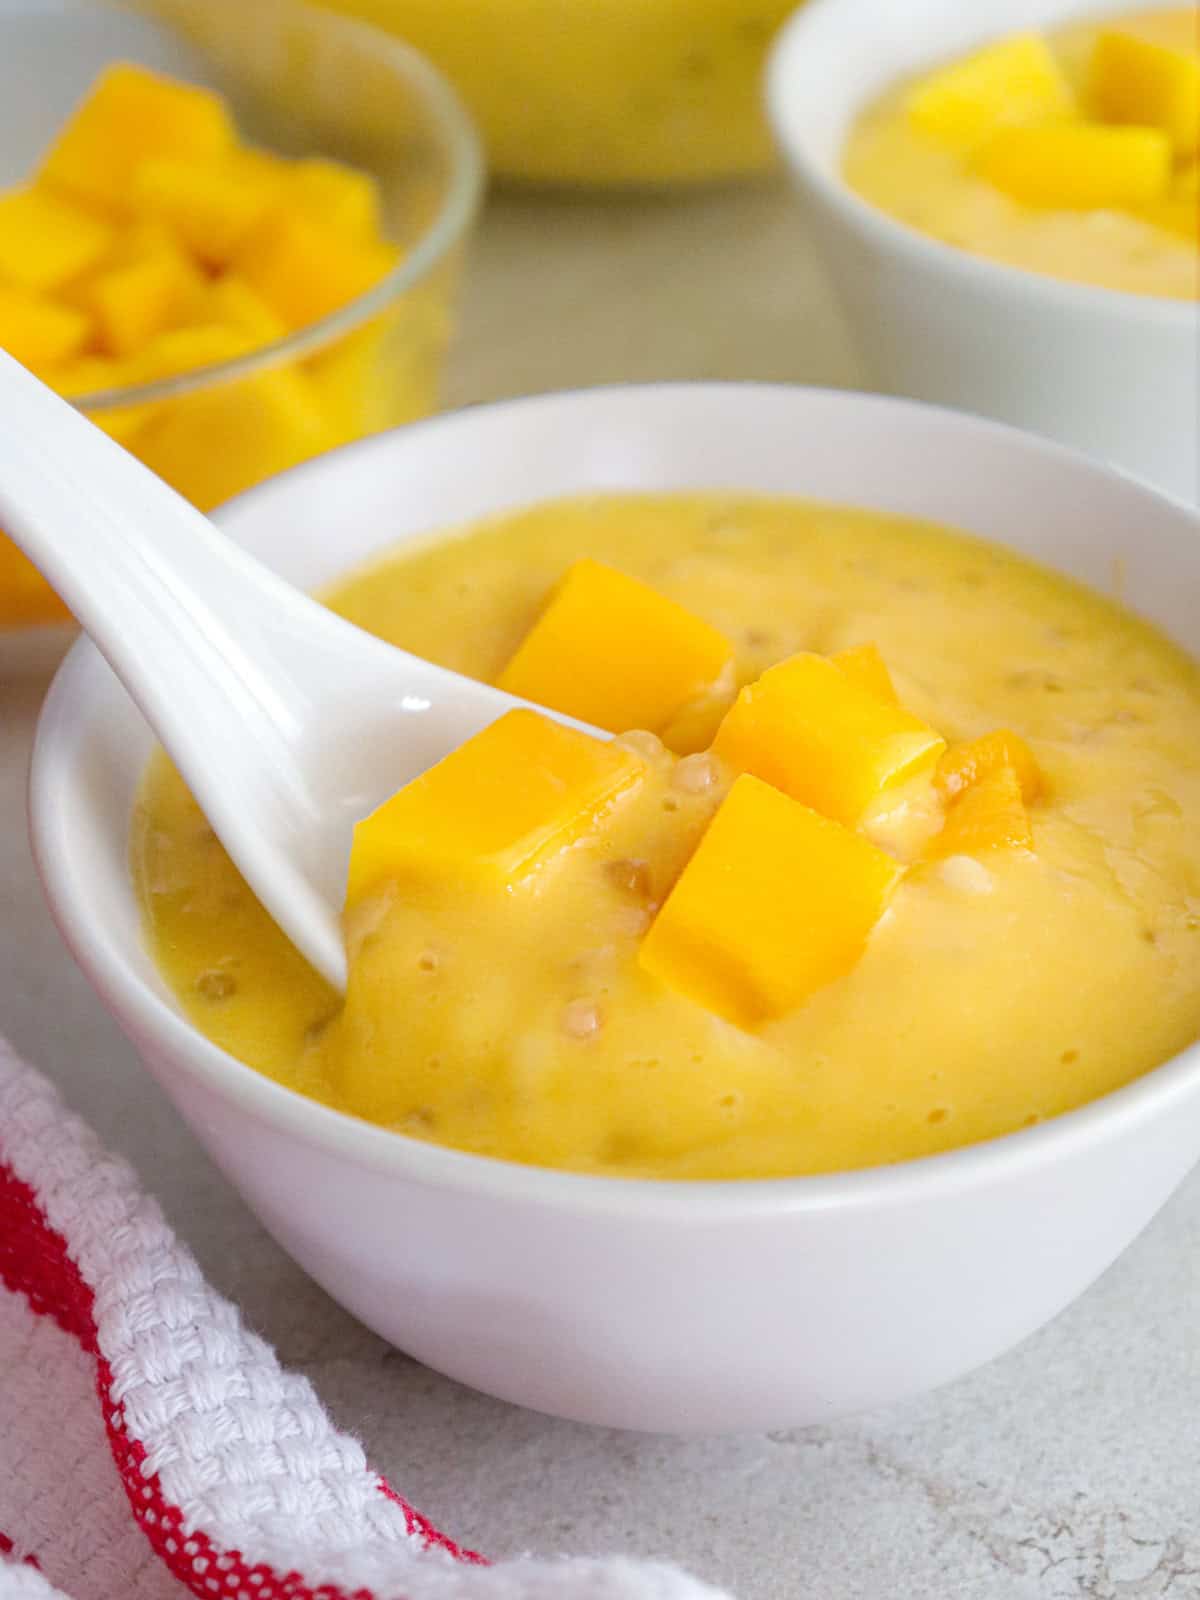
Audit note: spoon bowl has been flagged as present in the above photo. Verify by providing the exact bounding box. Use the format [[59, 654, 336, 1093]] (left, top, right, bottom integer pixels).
[[0, 352, 523, 987]]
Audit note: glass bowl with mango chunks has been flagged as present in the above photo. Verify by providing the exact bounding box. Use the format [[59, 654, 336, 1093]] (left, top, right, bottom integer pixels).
[[0, 0, 482, 630]]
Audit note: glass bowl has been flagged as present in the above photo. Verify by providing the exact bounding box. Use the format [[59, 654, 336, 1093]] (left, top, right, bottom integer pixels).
[[314, 0, 803, 187], [0, 0, 483, 628]]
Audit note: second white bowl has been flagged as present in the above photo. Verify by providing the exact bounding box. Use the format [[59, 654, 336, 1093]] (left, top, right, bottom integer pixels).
[[766, 0, 1199, 507]]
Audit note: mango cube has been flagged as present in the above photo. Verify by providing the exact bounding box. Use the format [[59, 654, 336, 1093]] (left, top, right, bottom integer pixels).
[[496, 559, 735, 737], [57, 221, 184, 304], [977, 123, 1171, 208], [285, 158, 382, 237], [39, 63, 235, 215], [53, 355, 132, 397], [936, 729, 1042, 804], [1138, 189, 1200, 240], [133, 365, 332, 510], [132, 156, 277, 267], [79, 247, 207, 358], [46, 356, 156, 445], [206, 275, 289, 343], [49, 358, 151, 444], [1089, 29, 1200, 157], [224, 146, 290, 193], [0, 186, 115, 291], [0, 286, 89, 371], [906, 33, 1075, 151], [639, 774, 902, 1028], [713, 652, 945, 826], [830, 642, 898, 705], [0, 536, 71, 626], [236, 209, 399, 329], [345, 709, 646, 906], [306, 318, 396, 449], [929, 763, 1033, 858], [1138, 156, 1199, 238], [131, 323, 258, 382]]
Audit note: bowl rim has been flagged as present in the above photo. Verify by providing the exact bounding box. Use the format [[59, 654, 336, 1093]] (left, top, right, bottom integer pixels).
[[33, 0, 485, 414], [29, 380, 1200, 1222], [764, 0, 1196, 328]]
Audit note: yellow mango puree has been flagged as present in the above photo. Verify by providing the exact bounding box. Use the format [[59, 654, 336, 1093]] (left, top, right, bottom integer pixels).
[[843, 9, 1199, 300], [132, 494, 1200, 1179]]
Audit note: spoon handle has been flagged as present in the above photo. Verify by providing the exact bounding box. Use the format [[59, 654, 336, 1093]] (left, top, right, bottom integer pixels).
[[0, 349, 342, 733], [0, 351, 366, 983]]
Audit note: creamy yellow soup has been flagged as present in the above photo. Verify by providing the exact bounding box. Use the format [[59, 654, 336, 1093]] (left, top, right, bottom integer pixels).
[[133, 494, 1200, 1179], [843, 9, 1199, 300]]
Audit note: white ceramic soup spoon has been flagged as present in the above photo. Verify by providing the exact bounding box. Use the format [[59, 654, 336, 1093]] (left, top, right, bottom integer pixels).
[[0, 350, 538, 990]]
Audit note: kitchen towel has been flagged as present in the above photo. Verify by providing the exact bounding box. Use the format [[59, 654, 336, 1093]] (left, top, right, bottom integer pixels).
[[0, 1040, 732, 1600]]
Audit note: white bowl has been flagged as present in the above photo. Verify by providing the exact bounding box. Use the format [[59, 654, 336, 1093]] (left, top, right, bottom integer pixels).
[[30, 384, 1200, 1434], [766, 0, 1200, 508]]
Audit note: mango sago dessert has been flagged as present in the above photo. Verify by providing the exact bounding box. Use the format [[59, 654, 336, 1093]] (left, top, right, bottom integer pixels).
[[843, 8, 1199, 298], [132, 493, 1200, 1181], [0, 63, 447, 625]]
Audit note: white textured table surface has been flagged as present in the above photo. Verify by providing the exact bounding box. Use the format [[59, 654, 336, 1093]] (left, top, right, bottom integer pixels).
[[4, 183, 1199, 1600]]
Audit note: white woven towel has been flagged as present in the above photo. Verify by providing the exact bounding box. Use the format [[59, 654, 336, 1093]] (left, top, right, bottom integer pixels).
[[0, 1039, 733, 1600]]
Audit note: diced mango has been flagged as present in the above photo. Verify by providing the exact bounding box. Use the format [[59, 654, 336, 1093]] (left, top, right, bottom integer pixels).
[[79, 247, 207, 359], [936, 729, 1042, 804], [95, 408, 156, 450], [105, 219, 182, 267], [48, 357, 154, 445], [225, 146, 291, 192], [51, 243, 127, 319], [236, 209, 399, 329], [285, 158, 382, 237], [1137, 186, 1200, 240], [132, 364, 333, 510], [131, 323, 259, 382], [713, 652, 945, 827], [0, 286, 90, 370], [306, 318, 395, 449], [0, 186, 115, 291], [929, 763, 1033, 858], [54, 220, 184, 310], [639, 774, 902, 1028], [906, 33, 1075, 152], [52, 355, 127, 398], [206, 275, 288, 343], [345, 708, 646, 906], [1089, 29, 1200, 157], [496, 558, 734, 738], [977, 123, 1171, 209], [39, 63, 235, 215], [0, 535, 71, 626], [132, 155, 277, 267], [831, 642, 899, 705]]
